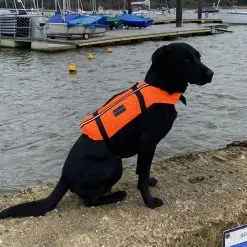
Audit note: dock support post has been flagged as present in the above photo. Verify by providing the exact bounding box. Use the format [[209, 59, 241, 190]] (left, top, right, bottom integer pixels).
[[198, 0, 202, 19], [176, 0, 183, 27]]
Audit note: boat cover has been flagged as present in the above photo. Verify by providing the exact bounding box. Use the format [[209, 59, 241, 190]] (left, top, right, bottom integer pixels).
[[67, 15, 108, 28], [48, 12, 65, 23], [117, 13, 153, 27], [48, 12, 84, 24]]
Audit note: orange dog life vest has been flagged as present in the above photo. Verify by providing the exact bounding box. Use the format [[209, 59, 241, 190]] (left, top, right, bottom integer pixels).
[[80, 82, 181, 141]]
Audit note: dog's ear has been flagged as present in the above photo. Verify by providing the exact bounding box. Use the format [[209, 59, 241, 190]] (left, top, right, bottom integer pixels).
[[145, 44, 188, 93], [151, 45, 167, 64]]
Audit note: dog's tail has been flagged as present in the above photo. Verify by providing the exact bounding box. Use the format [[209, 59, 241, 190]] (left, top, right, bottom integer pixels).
[[0, 176, 68, 219]]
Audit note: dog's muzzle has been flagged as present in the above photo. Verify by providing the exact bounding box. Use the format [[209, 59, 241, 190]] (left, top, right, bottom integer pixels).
[[206, 69, 214, 83]]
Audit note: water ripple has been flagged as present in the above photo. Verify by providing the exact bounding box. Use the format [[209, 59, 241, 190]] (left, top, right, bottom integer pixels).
[[0, 25, 247, 191]]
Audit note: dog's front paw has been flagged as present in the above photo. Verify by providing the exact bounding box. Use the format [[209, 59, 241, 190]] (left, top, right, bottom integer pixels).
[[146, 197, 164, 209], [149, 177, 158, 187]]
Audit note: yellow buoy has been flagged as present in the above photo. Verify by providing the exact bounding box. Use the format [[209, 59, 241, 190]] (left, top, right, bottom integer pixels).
[[87, 52, 94, 59], [106, 47, 113, 53], [68, 63, 77, 74]]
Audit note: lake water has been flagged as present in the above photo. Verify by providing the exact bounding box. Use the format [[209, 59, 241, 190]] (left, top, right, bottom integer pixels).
[[0, 24, 246, 192]]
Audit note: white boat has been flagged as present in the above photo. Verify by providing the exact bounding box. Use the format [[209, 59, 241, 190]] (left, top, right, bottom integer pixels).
[[46, 14, 108, 39], [47, 22, 87, 37], [205, 0, 247, 24], [131, 0, 151, 10], [131, 0, 176, 20], [217, 10, 247, 24], [46, 22, 108, 39]]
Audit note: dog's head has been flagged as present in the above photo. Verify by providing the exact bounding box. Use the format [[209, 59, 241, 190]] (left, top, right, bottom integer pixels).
[[145, 42, 214, 93]]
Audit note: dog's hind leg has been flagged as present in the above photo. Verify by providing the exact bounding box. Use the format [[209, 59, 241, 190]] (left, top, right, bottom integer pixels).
[[83, 191, 127, 207]]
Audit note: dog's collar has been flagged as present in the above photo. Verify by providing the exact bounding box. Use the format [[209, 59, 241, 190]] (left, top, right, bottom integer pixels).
[[179, 95, 187, 105]]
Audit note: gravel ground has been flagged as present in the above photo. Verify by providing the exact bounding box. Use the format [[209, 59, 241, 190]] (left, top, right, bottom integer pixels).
[[0, 140, 246, 247]]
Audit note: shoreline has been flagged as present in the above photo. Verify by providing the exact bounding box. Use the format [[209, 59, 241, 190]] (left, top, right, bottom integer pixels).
[[0, 140, 246, 247]]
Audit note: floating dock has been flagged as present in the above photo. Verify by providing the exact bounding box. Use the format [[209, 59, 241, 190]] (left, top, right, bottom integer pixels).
[[0, 14, 228, 53], [74, 26, 212, 49], [55, 24, 229, 51], [153, 18, 223, 25]]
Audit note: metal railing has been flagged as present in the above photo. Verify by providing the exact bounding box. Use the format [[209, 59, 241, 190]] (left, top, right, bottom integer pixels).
[[0, 14, 32, 39]]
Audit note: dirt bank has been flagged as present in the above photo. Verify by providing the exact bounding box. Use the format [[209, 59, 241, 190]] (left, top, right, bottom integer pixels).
[[0, 140, 247, 247]]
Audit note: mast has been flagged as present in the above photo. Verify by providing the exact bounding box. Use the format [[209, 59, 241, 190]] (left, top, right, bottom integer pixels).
[[93, 0, 97, 12], [13, 0, 17, 9], [63, 0, 66, 11], [216, 0, 221, 9]]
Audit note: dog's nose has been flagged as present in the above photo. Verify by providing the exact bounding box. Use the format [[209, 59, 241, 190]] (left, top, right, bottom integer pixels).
[[206, 70, 214, 79]]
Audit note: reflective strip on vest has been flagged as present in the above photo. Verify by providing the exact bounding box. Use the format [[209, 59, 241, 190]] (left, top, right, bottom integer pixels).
[[80, 82, 181, 141]]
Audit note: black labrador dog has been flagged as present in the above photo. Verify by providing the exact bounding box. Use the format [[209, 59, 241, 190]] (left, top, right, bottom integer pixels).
[[0, 42, 214, 219]]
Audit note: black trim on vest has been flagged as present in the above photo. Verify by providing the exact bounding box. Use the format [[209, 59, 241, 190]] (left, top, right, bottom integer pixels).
[[131, 83, 147, 113], [93, 111, 109, 141], [93, 83, 147, 143]]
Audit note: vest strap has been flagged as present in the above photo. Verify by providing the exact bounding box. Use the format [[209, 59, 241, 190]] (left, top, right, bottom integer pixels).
[[92, 83, 147, 141], [131, 83, 147, 114], [93, 111, 109, 141]]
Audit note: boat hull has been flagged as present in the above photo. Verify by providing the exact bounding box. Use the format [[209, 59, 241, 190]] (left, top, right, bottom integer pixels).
[[46, 23, 107, 37], [218, 11, 247, 24]]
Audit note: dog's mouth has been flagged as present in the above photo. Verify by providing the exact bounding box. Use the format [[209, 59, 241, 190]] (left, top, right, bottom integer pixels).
[[203, 76, 214, 84], [189, 80, 210, 86], [201, 79, 212, 85], [189, 69, 214, 86], [190, 74, 214, 86]]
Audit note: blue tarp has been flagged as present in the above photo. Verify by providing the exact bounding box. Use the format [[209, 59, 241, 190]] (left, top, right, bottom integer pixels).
[[67, 15, 108, 28], [48, 12, 85, 24], [65, 13, 82, 22], [90, 14, 108, 25], [117, 13, 153, 27], [48, 12, 65, 23]]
